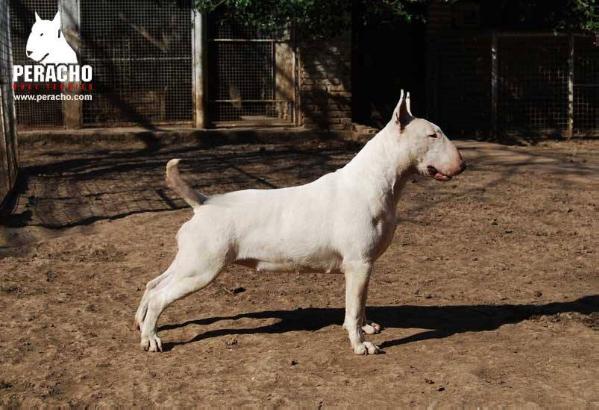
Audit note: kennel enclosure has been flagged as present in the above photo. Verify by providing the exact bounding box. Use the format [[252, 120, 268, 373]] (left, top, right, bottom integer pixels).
[[9, 0, 300, 129]]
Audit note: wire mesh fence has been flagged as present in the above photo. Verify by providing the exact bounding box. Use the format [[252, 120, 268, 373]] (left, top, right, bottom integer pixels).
[[497, 34, 570, 134], [574, 35, 599, 135], [80, 0, 193, 126], [429, 32, 599, 137], [8, 0, 297, 130], [207, 12, 296, 126], [428, 34, 491, 135], [5, 2, 597, 136], [9, 0, 64, 128]]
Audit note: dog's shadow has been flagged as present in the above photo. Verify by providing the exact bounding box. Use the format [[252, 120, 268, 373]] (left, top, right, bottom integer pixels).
[[158, 295, 598, 351]]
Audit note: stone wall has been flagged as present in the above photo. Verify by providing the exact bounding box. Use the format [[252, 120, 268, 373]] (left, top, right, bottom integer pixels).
[[298, 33, 352, 132]]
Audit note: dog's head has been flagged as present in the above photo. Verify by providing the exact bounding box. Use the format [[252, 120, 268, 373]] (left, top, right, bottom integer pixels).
[[391, 91, 466, 181], [26, 11, 63, 63]]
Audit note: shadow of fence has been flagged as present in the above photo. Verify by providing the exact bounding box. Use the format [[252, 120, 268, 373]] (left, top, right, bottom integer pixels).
[[1, 139, 359, 228]]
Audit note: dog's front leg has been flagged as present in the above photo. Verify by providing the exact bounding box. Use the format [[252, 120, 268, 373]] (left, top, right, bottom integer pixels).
[[343, 262, 380, 355], [360, 282, 382, 335]]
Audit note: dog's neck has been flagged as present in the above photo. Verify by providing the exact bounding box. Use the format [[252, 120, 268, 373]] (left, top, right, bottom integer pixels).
[[42, 35, 77, 64], [55, 36, 74, 54], [341, 122, 414, 211]]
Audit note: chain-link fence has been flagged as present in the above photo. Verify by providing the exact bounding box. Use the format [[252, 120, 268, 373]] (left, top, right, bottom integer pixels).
[[429, 32, 599, 137]]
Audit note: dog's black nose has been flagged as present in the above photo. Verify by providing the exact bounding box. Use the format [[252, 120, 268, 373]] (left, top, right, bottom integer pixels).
[[26, 50, 32, 57]]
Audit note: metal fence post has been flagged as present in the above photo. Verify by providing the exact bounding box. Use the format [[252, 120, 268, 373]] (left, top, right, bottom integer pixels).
[[60, 0, 82, 129], [491, 31, 498, 137], [567, 33, 574, 138], [192, 10, 207, 128]]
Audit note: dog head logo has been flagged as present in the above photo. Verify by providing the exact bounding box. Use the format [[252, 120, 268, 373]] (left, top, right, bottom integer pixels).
[[26, 11, 77, 65]]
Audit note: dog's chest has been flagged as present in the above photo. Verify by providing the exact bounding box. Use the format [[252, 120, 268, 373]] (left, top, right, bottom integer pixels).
[[370, 210, 397, 259]]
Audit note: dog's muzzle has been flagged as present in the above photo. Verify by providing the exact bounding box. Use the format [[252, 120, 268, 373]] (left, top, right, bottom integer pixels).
[[427, 161, 466, 181]]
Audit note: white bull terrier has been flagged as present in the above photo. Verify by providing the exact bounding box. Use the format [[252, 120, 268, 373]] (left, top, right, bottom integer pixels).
[[26, 11, 77, 65], [135, 91, 466, 355]]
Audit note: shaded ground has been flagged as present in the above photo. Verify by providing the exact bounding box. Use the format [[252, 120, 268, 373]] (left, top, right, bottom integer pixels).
[[1, 137, 598, 407]]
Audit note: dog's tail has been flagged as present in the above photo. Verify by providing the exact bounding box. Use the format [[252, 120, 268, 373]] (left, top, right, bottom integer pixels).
[[166, 159, 207, 210]]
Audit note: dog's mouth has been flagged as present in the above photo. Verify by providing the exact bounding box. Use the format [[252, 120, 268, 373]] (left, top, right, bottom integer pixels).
[[427, 165, 451, 181], [35, 53, 50, 63]]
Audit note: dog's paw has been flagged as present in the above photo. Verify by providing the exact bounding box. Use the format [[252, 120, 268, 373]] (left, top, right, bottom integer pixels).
[[353, 341, 381, 355], [140, 334, 162, 352], [362, 321, 382, 335]]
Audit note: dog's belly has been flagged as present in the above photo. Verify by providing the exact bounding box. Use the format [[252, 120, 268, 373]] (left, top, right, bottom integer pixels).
[[234, 253, 343, 274]]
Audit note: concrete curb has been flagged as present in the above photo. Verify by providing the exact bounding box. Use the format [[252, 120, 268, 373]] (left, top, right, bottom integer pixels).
[[17, 126, 355, 147]]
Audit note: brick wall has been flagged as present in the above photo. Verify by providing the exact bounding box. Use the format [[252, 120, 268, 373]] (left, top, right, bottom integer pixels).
[[299, 33, 352, 131]]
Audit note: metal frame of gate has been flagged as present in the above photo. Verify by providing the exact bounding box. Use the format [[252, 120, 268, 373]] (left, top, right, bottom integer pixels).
[[205, 13, 298, 128]]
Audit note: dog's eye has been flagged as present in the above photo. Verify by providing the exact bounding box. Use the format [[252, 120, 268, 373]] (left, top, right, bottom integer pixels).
[[40, 33, 44, 36], [428, 133, 438, 138]]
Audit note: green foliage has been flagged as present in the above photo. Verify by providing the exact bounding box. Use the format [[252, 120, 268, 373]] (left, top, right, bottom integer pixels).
[[193, 0, 347, 37], [192, 0, 598, 38], [497, 0, 598, 32], [193, 0, 435, 38], [550, 0, 598, 31]]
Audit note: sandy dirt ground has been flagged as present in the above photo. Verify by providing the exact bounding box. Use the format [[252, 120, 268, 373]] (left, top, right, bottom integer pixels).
[[1, 137, 598, 407]]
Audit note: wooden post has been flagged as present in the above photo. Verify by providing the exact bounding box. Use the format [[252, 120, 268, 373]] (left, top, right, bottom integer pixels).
[[567, 33, 574, 139], [275, 31, 294, 123], [192, 10, 207, 128], [0, 0, 18, 207], [60, 0, 82, 129], [491, 31, 498, 138]]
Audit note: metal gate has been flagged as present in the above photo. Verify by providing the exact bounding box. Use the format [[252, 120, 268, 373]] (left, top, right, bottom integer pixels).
[[80, 0, 193, 126], [1, 0, 18, 206], [207, 14, 296, 127]]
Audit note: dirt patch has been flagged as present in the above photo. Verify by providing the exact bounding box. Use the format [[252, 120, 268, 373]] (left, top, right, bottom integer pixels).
[[1, 139, 598, 407]]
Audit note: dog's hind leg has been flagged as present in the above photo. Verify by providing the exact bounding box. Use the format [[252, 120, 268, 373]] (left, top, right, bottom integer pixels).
[[134, 261, 176, 331], [139, 250, 227, 352]]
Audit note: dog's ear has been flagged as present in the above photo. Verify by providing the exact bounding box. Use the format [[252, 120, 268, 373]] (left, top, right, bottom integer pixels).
[[52, 11, 61, 26], [392, 89, 413, 130], [406, 92, 413, 116], [34, 11, 41, 22], [52, 11, 62, 37]]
